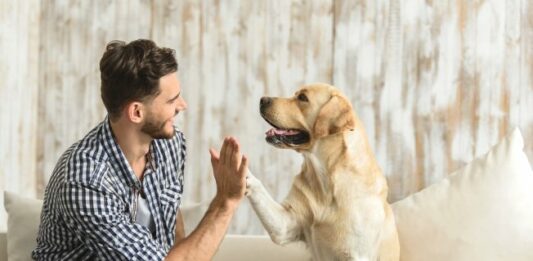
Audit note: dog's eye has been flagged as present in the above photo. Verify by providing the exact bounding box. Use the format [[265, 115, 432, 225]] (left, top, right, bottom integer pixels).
[[297, 93, 308, 102]]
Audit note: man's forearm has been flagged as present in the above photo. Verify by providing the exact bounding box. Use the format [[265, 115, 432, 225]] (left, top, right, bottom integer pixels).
[[165, 196, 238, 261]]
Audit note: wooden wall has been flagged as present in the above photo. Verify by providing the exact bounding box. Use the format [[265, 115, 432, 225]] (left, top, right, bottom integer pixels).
[[0, 0, 41, 231], [1, 0, 532, 234]]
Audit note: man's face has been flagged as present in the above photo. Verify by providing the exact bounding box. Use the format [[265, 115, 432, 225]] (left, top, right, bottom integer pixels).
[[141, 72, 187, 139]]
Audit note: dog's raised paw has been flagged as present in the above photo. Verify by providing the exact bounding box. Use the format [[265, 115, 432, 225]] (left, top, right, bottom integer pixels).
[[245, 171, 261, 196]]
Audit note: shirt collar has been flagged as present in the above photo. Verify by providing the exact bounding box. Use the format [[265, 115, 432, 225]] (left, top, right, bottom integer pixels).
[[100, 116, 140, 188], [146, 142, 164, 171], [100, 116, 166, 188]]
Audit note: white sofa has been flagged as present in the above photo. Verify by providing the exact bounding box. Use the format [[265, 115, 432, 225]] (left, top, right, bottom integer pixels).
[[0, 232, 310, 261], [0, 191, 311, 261], [2, 129, 533, 261]]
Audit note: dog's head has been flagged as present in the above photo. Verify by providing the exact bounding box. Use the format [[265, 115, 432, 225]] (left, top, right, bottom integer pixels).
[[260, 83, 356, 150]]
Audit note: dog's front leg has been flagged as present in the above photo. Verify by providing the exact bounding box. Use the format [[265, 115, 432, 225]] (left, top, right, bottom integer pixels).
[[246, 171, 301, 245]]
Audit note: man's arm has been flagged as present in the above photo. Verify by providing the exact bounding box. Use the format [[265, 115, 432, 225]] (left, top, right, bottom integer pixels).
[[60, 182, 167, 260], [166, 137, 247, 261], [166, 196, 238, 261]]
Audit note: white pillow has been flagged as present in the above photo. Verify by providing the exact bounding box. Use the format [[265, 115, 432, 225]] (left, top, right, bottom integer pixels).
[[3, 191, 43, 261], [392, 128, 533, 261]]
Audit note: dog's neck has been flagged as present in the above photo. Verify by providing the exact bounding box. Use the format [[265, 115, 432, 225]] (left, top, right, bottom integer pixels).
[[300, 129, 383, 196], [301, 151, 330, 196], [299, 133, 346, 197], [310, 129, 379, 172]]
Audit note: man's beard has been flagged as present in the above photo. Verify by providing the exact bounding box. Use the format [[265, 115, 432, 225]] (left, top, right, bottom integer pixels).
[[141, 114, 175, 139]]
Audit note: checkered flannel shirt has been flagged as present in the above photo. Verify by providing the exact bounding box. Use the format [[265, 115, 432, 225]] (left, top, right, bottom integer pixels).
[[32, 117, 186, 260]]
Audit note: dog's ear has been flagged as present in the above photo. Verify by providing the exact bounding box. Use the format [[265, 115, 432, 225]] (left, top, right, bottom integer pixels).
[[313, 94, 356, 138]]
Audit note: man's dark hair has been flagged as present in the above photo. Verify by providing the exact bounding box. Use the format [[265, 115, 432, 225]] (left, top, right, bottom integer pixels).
[[100, 39, 178, 120]]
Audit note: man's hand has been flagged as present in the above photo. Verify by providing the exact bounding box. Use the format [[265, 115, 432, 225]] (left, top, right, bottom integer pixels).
[[209, 137, 248, 208], [166, 138, 249, 261]]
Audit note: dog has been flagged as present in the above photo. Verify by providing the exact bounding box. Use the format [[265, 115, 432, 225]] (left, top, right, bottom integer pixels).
[[246, 83, 400, 261]]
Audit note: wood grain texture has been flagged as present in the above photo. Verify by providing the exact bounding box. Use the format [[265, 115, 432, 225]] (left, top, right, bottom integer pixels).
[[36, 0, 153, 193], [0, 0, 40, 231], [150, 0, 334, 234], [0, 0, 531, 235], [334, 0, 533, 200]]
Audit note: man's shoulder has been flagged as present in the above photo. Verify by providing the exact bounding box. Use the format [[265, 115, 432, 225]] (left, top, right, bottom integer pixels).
[[62, 123, 110, 185]]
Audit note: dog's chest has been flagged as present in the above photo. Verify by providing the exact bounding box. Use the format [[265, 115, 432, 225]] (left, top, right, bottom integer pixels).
[[303, 219, 353, 260], [300, 195, 385, 261], [299, 201, 350, 258]]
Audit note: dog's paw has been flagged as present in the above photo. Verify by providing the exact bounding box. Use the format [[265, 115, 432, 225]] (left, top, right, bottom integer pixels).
[[245, 170, 261, 196]]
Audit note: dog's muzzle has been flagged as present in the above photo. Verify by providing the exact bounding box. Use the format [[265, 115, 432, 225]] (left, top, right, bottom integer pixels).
[[259, 96, 310, 147], [260, 97, 272, 114]]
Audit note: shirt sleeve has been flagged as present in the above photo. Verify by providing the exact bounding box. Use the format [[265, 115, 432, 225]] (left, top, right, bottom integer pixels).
[[59, 181, 167, 261]]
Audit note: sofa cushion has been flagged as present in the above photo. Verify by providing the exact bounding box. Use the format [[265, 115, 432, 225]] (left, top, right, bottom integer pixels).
[[4, 191, 43, 261], [392, 129, 533, 261], [213, 235, 309, 261]]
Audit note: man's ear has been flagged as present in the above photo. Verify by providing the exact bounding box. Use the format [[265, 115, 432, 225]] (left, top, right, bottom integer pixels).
[[125, 102, 144, 124], [313, 94, 356, 138]]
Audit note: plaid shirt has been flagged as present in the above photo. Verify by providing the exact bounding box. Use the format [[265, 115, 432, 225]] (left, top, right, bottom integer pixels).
[[32, 117, 186, 260]]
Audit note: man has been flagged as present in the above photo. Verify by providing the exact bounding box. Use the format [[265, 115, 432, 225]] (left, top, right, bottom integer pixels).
[[32, 39, 248, 260]]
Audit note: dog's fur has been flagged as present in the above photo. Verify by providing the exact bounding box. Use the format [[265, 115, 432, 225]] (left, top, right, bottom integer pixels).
[[246, 83, 400, 261]]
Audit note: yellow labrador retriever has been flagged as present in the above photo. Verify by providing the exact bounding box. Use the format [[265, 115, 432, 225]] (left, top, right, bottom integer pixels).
[[246, 83, 400, 261]]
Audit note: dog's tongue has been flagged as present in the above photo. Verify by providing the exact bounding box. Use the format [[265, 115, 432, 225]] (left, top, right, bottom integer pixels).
[[266, 128, 299, 137]]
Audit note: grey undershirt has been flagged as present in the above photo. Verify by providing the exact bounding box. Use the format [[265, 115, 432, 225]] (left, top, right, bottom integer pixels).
[[136, 195, 156, 237]]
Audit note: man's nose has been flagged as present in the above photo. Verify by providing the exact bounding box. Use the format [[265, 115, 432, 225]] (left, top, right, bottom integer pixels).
[[260, 97, 272, 113], [176, 97, 187, 112]]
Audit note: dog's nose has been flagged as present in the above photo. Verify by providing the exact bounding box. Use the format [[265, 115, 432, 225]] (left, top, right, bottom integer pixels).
[[260, 97, 272, 112]]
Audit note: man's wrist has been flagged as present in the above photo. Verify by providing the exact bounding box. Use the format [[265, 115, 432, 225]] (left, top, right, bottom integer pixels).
[[212, 194, 241, 213]]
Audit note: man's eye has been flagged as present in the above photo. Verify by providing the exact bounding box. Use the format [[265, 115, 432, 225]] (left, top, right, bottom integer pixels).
[[297, 93, 308, 102]]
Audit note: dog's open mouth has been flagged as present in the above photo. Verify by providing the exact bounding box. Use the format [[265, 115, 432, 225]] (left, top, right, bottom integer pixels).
[[263, 119, 310, 146]]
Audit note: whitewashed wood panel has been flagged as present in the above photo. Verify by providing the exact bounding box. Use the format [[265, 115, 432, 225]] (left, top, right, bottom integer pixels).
[[36, 0, 154, 193], [151, 0, 334, 234], [520, 0, 533, 164], [0, 0, 41, 231], [0, 0, 531, 235], [334, 0, 533, 201]]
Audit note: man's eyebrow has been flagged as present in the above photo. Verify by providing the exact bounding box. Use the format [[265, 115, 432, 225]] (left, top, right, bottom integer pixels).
[[168, 92, 181, 102]]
